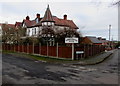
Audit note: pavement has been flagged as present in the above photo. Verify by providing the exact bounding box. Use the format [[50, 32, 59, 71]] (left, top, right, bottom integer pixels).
[[71, 49, 116, 65]]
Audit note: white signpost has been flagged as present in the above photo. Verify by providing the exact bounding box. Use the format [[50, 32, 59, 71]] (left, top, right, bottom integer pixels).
[[65, 38, 78, 43], [65, 37, 78, 60]]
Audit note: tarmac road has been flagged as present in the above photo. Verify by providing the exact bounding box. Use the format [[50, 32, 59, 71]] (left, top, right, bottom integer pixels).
[[2, 49, 119, 85]]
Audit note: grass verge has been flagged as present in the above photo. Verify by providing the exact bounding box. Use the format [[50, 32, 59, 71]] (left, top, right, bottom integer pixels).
[[2, 50, 78, 63], [2, 50, 112, 65]]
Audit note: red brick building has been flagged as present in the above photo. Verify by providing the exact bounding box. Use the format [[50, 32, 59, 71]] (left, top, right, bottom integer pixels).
[[81, 36, 102, 45]]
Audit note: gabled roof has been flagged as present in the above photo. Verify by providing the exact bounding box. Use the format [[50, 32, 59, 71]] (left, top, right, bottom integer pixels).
[[100, 40, 109, 43], [17, 5, 78, 29], [23, 20, 36, 27], [1, 23, 15, 30], [26, 16, 78, 29], [41, 5, 54, 22], [8, 24, 15, 28], [97, 38, 109, 43], [53, 16, 78, 29], [15, 22, 22, 27], [86, 36, 102, 44]]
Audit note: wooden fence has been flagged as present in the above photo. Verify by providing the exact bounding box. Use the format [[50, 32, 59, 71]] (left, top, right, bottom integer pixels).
[[2, 43, 105, 60]]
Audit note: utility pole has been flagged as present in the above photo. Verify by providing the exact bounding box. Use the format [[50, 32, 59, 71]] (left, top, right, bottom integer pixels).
[[109, 25, 111, 47]]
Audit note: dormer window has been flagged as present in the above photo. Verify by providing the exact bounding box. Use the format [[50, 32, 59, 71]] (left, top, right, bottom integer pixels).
[[51, 22, 54, 26], [48, 22, 51, 26], [36, 18, 39, 23], [42, 22, 54, 26], [44, 22, 47, 25]]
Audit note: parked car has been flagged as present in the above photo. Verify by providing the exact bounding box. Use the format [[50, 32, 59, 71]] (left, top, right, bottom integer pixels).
[[118, 46, 120, 49]]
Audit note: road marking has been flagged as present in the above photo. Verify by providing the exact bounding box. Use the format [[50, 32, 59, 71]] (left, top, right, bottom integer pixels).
[[23, 69, 29, 73]]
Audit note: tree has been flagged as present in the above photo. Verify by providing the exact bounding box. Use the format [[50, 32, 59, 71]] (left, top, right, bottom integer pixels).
[[115, 41, 120, 48], [16, 27, 27, 44], [55, 29, 82, 43], [40, 27, 55, 46], [112, 0, 120, 6], [2, 24, 16, 44], [2, 23, 27, 44], [90, 0, 120, 6]]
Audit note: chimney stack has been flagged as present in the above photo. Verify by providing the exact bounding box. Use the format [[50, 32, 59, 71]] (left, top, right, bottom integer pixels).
[[26, 16, 30, 20], [36, 13, 40, 18], [98, 37, 102, 40], [64, 14, 67, 20]]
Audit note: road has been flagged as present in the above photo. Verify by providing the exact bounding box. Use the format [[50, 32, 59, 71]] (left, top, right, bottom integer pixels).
[[2, 49, 119, 85]]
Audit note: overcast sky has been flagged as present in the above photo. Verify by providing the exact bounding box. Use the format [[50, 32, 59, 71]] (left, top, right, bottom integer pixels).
[[0, 0, 118, 41]]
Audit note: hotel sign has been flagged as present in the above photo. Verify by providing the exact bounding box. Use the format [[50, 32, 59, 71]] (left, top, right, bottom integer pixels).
[[65, 38, 78, 43]]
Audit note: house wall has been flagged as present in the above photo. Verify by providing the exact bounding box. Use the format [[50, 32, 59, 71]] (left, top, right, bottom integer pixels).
[[54, 26, 69, 32], [26, 27, 42, 37], [26, 25, 70, 37]]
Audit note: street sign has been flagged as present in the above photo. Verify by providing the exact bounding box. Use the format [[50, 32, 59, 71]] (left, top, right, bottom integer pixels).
[[65, 38, 78, 43], [76, 51, 84, 54]]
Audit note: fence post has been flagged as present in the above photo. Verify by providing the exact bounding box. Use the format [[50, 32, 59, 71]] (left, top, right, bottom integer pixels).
[[22, 44, 23, 53], [84, 44, 85, 58], [2, 44, 3, 51], [99, 45, 101, 53], [47, 42, 48, 56], [4, 44, 6, 50], [23, 44, 25, 52], [91, 44, 92, 56], [39, 43, 41, 55], [33, 43, 34, 54], [13, 44, 15, 52], [3, 44, 5, 50], [9, 44, 11, 51], [18, 44, 19, 52], [10, 44, 11, 51], [98, 45, 99, 53], [3, 44, 4, 50], [56, 42, 58, 58], [27, 43, 29, 54], [93, 45, 94, 55], [92, 45, 93, 56], [6, 44, 7, 50], [9, 44, 10, 51], [7, 44, 8, 51], [95, 45, 97, 54], [88, 44, 89, 57]]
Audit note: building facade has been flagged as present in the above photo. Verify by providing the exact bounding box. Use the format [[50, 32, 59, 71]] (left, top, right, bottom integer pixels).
[[16, 5, 78, 37]]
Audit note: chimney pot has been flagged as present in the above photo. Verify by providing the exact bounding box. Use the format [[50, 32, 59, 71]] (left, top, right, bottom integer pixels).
[[26, 16, 30, 20], [64, 14, 67, 20], [36, 13, 40, 18]]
